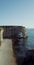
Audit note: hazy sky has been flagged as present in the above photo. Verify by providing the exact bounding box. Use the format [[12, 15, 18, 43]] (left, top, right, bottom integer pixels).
[[0, 0, 34, 28]]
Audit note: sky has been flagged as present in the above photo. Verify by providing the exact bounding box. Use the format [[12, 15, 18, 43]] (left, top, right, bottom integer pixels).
[[0, 0, 34, 28]]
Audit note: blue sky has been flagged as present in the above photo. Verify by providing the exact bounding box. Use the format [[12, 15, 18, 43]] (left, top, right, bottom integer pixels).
[[0, 0, 34, 28]]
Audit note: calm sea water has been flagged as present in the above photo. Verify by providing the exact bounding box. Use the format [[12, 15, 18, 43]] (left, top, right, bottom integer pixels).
[[26, 29, 34, 50]]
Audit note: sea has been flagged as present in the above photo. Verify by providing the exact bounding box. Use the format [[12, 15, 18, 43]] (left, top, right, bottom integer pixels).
[[25, 28, 34, 50]]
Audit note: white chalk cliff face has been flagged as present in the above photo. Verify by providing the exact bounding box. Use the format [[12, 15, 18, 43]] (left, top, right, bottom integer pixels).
[[1, 29, 4, 42], [0, 31, 17, 65]]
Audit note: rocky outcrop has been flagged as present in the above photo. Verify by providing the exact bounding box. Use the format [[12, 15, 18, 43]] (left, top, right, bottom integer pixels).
[[3, 26, 28, 39]]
